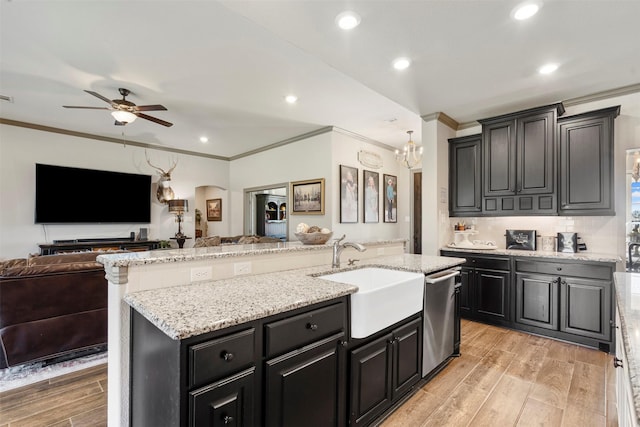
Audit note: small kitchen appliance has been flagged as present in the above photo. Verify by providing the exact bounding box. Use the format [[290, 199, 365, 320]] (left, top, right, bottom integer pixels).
[[557, 232, 579, 253], [505, 230, 537, 251]]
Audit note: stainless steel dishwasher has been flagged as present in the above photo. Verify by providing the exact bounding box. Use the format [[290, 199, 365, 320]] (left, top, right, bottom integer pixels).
[[422, 268, 461, 377]]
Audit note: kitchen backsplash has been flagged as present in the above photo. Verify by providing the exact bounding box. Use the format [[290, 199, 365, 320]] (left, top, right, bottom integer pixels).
[[446, 216, 619, 254]]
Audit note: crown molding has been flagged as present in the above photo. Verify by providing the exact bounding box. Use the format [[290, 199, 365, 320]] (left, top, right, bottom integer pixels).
[[0, 118, 229, 161], [229, 126, 334, 160], [563, 83, 640, 107], [420, 112, 460, 130], [332, 126, 397, 152]]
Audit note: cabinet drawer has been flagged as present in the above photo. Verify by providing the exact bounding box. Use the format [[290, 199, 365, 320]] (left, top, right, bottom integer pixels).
[[265, 302, 346, 358], [189, 328, 256, 388], [464, 257, 509, 271], [515, 259, 611, 280]]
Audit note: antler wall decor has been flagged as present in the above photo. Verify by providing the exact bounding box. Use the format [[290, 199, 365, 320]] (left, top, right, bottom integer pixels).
[[145, 151, 178, 203]]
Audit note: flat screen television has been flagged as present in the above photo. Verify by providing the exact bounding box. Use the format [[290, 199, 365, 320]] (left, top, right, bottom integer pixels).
[[35, 163, 152, 223]]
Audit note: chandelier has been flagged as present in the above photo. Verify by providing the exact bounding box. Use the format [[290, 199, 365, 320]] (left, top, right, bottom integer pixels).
[[395, 130, 423, 169]]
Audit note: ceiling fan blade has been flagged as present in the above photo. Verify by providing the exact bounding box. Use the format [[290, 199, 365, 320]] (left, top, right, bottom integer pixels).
[[135, 104, 167, 112], [84, 90, 116, 105], [63, 106, 110, 110], [136, 113, 173, 127]]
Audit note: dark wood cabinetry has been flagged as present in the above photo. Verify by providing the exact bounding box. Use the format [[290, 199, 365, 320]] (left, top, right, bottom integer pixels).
[[558, 106, 620, 216], [348, 316, 422, 427], [448, 134, 482, 216], [515, 258, 613, 349], [442, 252, 615, 352], [479, 104, 562, 215], [130, 298, 348, 427], [256, 194, 287, 239], [442, 252, 510, 326]]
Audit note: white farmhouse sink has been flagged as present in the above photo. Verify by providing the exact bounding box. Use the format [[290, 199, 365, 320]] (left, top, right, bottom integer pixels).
[[318, 267, 424, 339]]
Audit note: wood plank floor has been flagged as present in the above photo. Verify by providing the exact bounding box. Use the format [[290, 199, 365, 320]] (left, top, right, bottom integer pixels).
[[0, 320, 617, 426], [382, 319, 618, 427]]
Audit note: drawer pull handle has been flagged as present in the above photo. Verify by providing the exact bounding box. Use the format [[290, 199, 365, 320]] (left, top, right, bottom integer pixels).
[[221, 351, 234, 362], [307, 323, 318, 331], [223, 415, 234, 424], [613, 357, 623, 368]]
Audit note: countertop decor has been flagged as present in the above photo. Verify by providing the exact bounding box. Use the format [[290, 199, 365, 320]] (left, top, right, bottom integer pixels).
[[124, 254, 465, 340]]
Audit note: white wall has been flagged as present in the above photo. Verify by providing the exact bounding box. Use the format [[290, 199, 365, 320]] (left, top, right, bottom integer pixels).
[[229, 129, 410, 243], [0, 124, 229, 258]]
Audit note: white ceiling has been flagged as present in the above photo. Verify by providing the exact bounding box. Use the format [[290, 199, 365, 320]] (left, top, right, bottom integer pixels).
[[1, 0, 639, 159]]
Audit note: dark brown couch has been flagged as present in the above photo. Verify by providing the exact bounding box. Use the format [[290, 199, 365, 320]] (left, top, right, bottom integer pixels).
[[0, 252, 108, 368]]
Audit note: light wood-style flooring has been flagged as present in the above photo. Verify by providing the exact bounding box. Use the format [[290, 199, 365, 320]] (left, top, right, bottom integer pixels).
[[0, 320, 617, 426], [382, 319, 617, 427]]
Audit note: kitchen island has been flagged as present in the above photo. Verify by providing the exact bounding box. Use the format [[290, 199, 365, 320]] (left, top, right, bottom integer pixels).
[[97, 239, 463, 426], [613, 272, 640, 426]]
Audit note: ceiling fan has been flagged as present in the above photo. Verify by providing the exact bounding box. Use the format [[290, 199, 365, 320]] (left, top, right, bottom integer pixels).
[[63, 88, 173, 127]]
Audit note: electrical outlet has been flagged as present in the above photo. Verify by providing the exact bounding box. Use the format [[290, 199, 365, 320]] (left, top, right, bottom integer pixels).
[[234, 261, 252, 276], [191, 266, 213, 282]]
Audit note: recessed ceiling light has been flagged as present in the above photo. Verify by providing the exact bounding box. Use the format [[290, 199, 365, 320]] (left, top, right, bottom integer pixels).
[[512, 2, 542, 20], [335, 11, 361, 30], [392, 57, 411, 70], [199, 136, 209, 143], [285, 95, 298, 104], [538, 63, 558, 75]]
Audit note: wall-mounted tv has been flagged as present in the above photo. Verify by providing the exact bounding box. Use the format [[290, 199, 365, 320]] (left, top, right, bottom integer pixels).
[[35, 163, 152, 224]]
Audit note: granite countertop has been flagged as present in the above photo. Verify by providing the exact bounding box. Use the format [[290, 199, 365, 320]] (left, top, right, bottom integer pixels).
[[97, 238, 407, 268], [124, 254, 465, 340], [441, 246, 621, 264], [614, 272, 640, 424]]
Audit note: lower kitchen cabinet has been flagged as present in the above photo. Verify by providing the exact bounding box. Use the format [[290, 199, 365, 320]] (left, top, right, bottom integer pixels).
[[441, 251, 616, 352], [349, 316, 422, 427], [130, 297, 348, 427], [265, 333, 345, 427], [514, 258, 614, 351], [441, 251, 510, 326]]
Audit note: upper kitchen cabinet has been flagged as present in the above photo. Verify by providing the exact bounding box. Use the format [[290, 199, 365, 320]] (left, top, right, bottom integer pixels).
[[558, 106, 620, 216], [479, 103, 564, 215], [448, 134, 482, 216]]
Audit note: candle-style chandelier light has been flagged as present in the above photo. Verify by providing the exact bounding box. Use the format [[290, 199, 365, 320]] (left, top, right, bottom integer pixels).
[[395, 130, 423, 169]]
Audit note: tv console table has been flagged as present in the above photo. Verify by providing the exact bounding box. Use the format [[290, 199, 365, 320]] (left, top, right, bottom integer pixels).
[[39, 238, 161, 255]]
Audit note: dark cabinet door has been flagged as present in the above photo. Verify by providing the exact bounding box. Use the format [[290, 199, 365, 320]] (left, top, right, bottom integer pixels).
[[449, 134, 482, 216], [391, 318, 422, 400], [475, 268, 510, 322], [458, 267, 473, 316], [558, 106, 620, 215], [264, 333, 345, 427], [480, 103, 562, 215], [349, 333, 392, 427], [189, 368, 255, 427], [515, 273, 559, 330], [560, 277, 611, 341]]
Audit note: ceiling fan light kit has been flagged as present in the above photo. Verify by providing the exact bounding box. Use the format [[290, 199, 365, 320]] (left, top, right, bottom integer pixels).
[[63, 87, 173, 127]]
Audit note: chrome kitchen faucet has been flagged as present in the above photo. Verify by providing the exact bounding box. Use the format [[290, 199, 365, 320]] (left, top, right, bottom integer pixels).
[[332, 234, 366, 268]]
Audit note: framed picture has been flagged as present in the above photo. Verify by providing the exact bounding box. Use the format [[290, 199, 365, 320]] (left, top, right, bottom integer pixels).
[[383, 174, 397, 223], [206, 198, 222, 221], [291, 178, 325, 215], [363, 169, 379, 223], [340, 165, 358, 223]]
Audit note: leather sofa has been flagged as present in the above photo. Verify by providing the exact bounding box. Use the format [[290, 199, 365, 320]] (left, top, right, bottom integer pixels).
[[0, 252, 107, 368]]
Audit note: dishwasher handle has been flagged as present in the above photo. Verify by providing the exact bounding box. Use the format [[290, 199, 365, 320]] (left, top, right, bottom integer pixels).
[[425, 269, 460, 284]]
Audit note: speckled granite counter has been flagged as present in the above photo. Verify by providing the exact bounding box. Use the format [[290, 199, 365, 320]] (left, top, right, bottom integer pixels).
[[98, 238, 407, 268], [124, 254, 465, 340], [441, 246, 621, 263], [614, 272, 640, 424]]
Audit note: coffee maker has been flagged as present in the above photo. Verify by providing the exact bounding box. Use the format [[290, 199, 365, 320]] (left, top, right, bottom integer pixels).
[[557, 232, 585, 253]]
